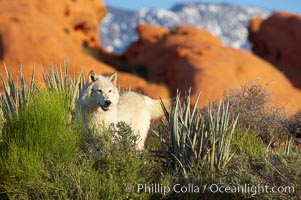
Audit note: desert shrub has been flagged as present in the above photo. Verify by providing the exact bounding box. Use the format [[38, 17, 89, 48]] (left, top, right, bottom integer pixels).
[[224, 81, 288, 142], [79, 122, 156, 200], [232, 129, 266, 160], [169, 150, 300, 200], [145, 120, 167, 151], [287, 110, 301, 138], [227, 152, 301, 199]]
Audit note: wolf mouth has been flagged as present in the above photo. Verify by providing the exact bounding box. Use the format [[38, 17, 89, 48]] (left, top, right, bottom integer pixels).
[[98, 103, 110, 111]]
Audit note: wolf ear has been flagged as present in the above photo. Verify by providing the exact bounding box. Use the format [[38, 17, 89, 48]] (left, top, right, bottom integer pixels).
[[88, 70, 97, 83], [109, 72, 117, 85]]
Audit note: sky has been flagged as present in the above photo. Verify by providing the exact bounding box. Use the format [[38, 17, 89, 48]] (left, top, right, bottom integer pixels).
[[103, 0, 301, 14]]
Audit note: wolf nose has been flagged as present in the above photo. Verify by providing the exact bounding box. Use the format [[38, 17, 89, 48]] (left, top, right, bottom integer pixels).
[[105, 100, 111, 106]]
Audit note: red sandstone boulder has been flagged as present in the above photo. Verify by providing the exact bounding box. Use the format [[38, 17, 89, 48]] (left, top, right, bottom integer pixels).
[[0, 0, 169, 98], [124, 24, 301, 113], [248, 12, 301, 89]]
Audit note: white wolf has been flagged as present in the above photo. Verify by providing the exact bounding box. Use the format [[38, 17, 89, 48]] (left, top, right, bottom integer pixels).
[[76, 71, 169, 149]]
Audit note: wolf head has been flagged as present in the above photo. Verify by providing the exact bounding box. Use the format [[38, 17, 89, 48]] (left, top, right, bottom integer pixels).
[[84, 71, 120, 112]]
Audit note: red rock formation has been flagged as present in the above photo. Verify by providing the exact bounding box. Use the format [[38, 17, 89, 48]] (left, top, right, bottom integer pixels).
[[248, 12, 301, 89], [124, 24, 301, 113], [0, 0, 169, 98]]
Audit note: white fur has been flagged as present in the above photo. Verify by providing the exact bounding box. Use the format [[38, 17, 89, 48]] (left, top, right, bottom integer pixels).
[[76, 71, 167, 149]]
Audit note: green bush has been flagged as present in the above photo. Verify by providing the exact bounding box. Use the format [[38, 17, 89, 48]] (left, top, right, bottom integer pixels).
[[232, 129, 266, 160], [83, 122, 156, 200]]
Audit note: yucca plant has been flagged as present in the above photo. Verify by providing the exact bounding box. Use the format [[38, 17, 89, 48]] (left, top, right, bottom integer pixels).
[[0, 64, 38, 119], [42, 62, 83, 112], [0, 63, 83, 120], [157, 91, 238, 178], [204, 101, 238, 171]]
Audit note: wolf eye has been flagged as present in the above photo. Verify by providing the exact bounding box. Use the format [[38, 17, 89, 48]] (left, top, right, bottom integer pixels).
[[108, 90, 112, 93], [97, 89, 103, 93]]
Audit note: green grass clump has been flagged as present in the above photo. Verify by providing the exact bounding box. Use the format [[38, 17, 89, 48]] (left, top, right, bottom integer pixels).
[[232, 130, 266, 160], [0, 91, 77, 199]]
